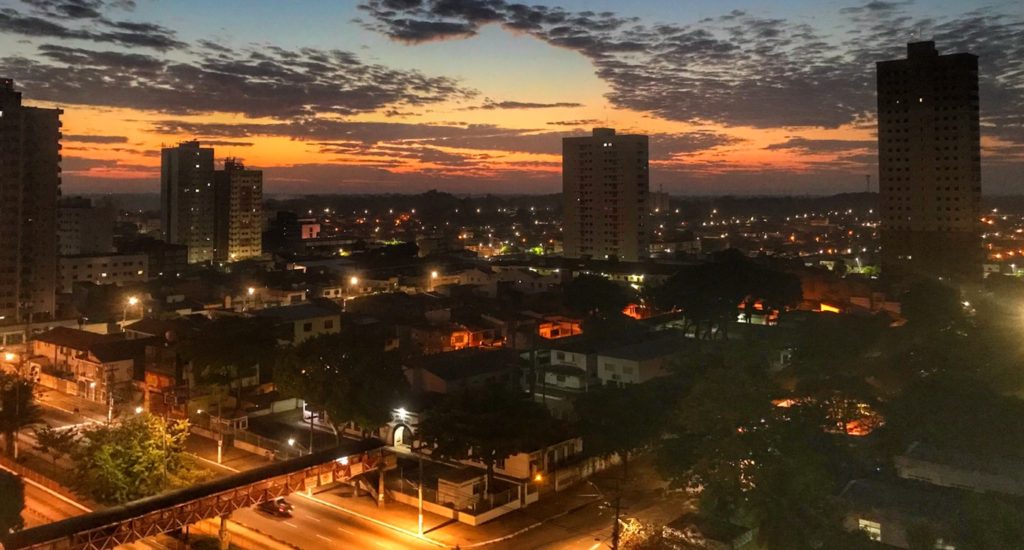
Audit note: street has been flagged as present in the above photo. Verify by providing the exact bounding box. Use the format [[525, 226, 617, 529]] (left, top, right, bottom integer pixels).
[[231, 492, 438, 550]]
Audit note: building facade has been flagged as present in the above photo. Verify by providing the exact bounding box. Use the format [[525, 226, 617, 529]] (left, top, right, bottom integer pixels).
[[58, 253, 148, 292], [0, 79, 61, 322], [161, 141, 215, 264], [214, 158, 263, 262], [562, 128, 649, 262], [878, 41, 981, 279], [57, 197, 114, 256]]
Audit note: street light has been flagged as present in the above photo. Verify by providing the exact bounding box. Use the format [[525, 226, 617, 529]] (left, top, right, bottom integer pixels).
[[3, 352, 14, 363], [287, 438, 296, 447], [122, 295, 139, 327], [135, 406, 144, 414], [350, 276, 359, 287]]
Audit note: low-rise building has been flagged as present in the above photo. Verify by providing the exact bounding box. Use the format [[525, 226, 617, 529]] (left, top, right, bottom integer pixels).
[[58, 253, 148, 292], [30, 327, 154, 405], [596, 331, 689, 386], [404, 348, 519, 394], [895, 442, 1024, 496], [256, 302, 341, 344]]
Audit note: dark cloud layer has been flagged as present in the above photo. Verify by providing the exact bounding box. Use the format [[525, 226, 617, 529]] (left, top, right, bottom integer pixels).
[[359, 0, 1024, 136], [1, 42, 476, 119], [466, 99, 583, 110], [63, 133, 128, 143], [3, 0, 181, 50]]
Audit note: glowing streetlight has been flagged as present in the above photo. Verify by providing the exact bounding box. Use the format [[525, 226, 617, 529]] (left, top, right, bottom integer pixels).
[[3, 352, 15, 362], [287, 438, 296, 447], [430, 271, 438, 279], [134, 406, 144, 414], [350, 276, 359, 286]]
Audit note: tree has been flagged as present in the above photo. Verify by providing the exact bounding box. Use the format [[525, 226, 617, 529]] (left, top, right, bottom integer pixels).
[[900, 278, 963, 333], [275, 333, 407, 440], [0, 470, 24, 535], [564, 274, 636, 319], [177, 317, 278, 416], [32, 425, 78, 464], [653, 250, 802, 339], [574, 381, 671, 477], [71, 413, 204, 504], [660, 364, 860, 549], [0, 372, 41, 457], [419, 383, 556, 491]]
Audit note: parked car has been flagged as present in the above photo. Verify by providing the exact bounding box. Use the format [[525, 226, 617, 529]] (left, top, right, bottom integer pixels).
[[256, 498, 294, 517]]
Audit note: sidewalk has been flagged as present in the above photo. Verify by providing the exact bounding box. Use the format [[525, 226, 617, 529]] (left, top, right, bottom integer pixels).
[[187, 433, 274, 473], [308, 477, 605, 548]]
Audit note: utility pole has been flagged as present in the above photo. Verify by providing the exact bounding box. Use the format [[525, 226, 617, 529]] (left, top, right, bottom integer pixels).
[[308, 408, 315, 455], [418, 450, 424, 536], [610, 493, 622, 550]]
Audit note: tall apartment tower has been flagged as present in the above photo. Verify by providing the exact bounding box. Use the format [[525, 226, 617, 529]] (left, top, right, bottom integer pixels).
[[878, 41, 981, 279], [214, 158, 263, 262], [161, 140, 215, 264], [563, 128, 649, 262], [0, 79, 61, 323]]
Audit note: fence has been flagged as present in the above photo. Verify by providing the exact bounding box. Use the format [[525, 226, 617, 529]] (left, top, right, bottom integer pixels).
[[233, 429, 303, 461]]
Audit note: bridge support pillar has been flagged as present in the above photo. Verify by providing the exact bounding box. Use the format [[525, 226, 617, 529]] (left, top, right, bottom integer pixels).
[[218, 514, 231, 550], [377, 461, 386, 508]]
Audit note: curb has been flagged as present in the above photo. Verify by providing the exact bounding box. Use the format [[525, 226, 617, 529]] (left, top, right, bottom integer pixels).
[[296, 492, 451, 548], [460, 496, 603, 548], [222, 518, 302, 550]]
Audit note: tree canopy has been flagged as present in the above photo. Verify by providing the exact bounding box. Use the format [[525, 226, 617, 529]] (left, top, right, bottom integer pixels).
[[0, 470, 24, 535], [653, 250, 802, 339], [564, 274, 636, 319], [70, 413, 205, 504], [0, 372, 40, 456], [275, 332, 407, 438], [419, 383, 557, 490], [176, 316, 279, 415]]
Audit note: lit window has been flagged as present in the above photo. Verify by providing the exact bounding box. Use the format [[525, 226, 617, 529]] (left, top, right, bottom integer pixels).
[[858, 519, 881, 542]]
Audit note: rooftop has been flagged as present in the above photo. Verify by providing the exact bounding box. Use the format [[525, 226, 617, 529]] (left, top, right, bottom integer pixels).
[[256, 302, 341, 322]]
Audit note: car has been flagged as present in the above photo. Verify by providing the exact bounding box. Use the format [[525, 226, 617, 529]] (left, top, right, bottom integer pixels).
[[256, 498, 294, 517]]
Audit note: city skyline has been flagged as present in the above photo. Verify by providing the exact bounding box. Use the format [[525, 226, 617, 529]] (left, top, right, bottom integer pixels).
[[1, 0, 1022, 195]]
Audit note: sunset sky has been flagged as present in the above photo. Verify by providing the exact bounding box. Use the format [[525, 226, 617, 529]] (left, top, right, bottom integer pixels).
[[1, 0, 1022, 195]]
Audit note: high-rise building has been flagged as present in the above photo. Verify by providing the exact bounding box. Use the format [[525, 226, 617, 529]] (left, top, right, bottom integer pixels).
[[563, 128, 649, 262], [160, 140, 215, 264], [57, 197, 113, 255], [878, 41, 981, 279], [214, 158, 263, 262], [0, 79, 61, 323]]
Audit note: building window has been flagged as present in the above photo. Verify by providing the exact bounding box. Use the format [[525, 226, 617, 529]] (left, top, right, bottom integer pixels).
[[858, 519, 882, 542], [324, 320, 334, 330], [303, 322, 313, 332]]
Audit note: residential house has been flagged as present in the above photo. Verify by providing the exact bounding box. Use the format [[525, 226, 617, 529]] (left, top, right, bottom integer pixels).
[[30, 327, 154, 405], [404, 348, 519, 395], [256, 302, 342, 344]]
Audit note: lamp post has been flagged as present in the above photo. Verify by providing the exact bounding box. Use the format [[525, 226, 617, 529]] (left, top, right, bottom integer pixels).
[[122, 295, 139, 329], [245, 287, 255, 311], [4, 351, 25, 460]]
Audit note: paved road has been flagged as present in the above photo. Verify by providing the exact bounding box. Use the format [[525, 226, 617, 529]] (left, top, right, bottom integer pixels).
[[6, 469, 91, 528], [231, 492, 437, 550]]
